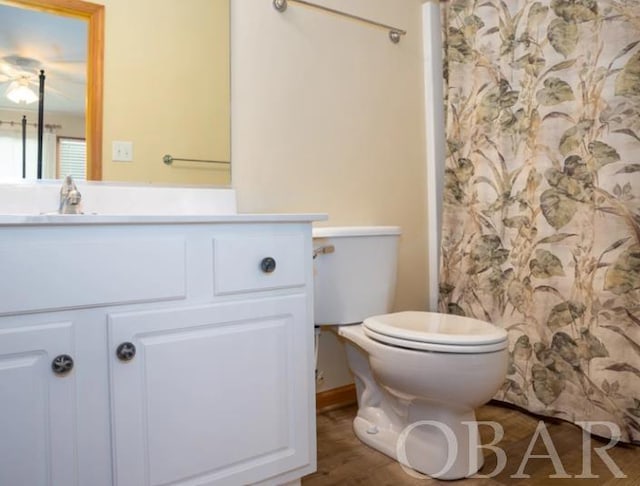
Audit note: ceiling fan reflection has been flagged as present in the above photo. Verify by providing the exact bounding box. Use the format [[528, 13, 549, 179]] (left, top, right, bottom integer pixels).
[[0, 54, 83, 106]]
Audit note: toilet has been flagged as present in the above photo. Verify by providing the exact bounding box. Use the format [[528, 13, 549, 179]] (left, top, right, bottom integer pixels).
[[312, 226, 509, 480]]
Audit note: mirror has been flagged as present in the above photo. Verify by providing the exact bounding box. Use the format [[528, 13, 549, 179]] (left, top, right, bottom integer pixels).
[[0, 0, 102, 180], [0, 0, 230, 186]]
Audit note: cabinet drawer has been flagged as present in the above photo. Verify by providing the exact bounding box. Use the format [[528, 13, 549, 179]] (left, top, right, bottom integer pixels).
[[0, 237, 186, 315], [213, 234, 306, 294]]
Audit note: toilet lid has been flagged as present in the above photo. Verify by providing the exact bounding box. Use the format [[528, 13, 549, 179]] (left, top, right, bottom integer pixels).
[[363, 311, 508, 353]]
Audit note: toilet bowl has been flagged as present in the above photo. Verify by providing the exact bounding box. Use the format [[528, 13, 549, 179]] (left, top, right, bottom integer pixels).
[[313, 227, 509, 480], [340, 313, 508, 480]]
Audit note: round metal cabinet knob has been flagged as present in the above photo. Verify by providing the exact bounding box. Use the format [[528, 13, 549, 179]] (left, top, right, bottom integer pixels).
[[116, 342, 136, 362], [260, 257, 277, 274], [51, 354, 74, 375]]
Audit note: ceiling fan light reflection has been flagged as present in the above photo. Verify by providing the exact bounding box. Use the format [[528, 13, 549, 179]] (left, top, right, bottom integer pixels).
[[6, 82, 38, 104]]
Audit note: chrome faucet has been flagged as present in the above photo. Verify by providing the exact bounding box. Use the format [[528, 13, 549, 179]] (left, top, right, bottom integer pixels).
[[59, 175, 83, 214]]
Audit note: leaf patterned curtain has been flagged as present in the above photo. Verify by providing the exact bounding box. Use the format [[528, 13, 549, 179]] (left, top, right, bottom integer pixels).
[[439, 0, 640, 442]]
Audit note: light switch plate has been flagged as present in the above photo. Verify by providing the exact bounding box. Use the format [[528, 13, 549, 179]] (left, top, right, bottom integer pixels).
[[112, 141, 133, 162]]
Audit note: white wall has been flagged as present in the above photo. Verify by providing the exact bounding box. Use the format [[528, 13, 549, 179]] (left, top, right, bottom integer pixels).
[[231, 0, 429, 391], [422, 2, 446, 310]]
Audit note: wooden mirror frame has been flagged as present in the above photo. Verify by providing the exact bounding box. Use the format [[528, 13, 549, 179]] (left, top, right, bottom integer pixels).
[[1, 0, 104, 180]]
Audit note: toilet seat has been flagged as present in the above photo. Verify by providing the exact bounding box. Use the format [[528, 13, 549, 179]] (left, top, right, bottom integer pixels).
[[363, 311, 508, 354]]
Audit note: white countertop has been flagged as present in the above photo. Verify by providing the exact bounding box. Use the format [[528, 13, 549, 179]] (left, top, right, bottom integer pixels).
[[0, 213, 327, 226], [0, 181, 328, 226]]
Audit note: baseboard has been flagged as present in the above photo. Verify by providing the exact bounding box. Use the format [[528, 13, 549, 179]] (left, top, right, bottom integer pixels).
[[316, 384, 357, 412]]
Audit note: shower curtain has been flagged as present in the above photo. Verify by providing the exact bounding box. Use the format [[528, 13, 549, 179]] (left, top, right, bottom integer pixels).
[[438, 0, 640, 442]]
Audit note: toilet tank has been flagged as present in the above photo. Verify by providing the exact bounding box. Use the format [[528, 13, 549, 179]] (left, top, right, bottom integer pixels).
[[312, 226, 401, 325]]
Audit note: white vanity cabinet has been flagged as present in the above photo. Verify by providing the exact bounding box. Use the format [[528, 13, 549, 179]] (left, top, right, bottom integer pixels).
[[0, 316, 78, 486], [0, 215, 320, 486]]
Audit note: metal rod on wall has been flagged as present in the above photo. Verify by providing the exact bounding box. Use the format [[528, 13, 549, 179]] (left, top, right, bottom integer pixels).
[[0, 120, 61, 130], [273, 0, 407, 43], [37, 69, 45, 179], [21, 115, 26, 179], [163, 154, 231, 166]]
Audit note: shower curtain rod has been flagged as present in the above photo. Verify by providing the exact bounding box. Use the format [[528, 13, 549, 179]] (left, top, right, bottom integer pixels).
[[273, 0, 407, 43]]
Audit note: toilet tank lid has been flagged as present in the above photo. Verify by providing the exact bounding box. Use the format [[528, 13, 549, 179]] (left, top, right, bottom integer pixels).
[[313, 226, 401, 238]]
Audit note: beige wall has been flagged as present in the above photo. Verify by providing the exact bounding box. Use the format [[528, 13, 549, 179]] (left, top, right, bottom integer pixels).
[[99, 0, 230, 185], [231, 0, 429, 390]]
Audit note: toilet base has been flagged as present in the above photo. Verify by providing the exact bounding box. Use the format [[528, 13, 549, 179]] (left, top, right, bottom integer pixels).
[[353, 415, 399, 460], [339, 324, 502, 481], [352, 406, 485, 481]]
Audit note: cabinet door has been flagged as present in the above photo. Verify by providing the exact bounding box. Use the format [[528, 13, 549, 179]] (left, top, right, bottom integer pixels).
[[0, 320, 77, 486], [109, 295, 313, 486]]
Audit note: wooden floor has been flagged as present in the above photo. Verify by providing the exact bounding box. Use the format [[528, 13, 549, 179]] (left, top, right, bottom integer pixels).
[[302, 402, 640, 485]]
